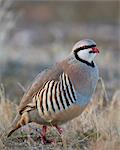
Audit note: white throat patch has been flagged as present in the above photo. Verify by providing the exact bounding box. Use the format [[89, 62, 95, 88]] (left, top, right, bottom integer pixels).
[[77, 49, 96, 63]]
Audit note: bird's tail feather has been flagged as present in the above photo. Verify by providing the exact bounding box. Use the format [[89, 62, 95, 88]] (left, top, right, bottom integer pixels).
[[7, 113, 21, 137], [7, 111, 30, 137]]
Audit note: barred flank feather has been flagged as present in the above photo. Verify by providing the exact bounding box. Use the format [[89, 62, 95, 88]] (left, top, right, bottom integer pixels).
[[36, 73, 76, 116]]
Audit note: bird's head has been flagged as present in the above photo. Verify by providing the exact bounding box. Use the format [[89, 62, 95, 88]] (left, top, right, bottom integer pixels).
[[72, 39, 100, 64]]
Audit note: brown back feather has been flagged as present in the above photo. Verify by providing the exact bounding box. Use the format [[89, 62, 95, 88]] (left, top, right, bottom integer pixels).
[[18, 64, 63, 113]]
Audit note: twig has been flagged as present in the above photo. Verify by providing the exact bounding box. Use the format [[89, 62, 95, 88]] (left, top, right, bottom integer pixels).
[[0, 83, 5, 102], [17, 82, 26, 93], [99, 77, 109, 102]]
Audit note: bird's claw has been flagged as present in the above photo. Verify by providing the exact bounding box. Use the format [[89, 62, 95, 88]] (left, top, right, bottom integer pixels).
[[55, 125, 64, 134], [41, 136, 56, 145]]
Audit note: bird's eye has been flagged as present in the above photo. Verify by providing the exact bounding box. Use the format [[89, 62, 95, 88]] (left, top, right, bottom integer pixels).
[[83, 46, 87, 49], [89, 51, 93, 54]]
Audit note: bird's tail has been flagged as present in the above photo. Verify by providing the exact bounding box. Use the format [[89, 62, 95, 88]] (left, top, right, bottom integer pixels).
[[7, 113, 21, 137], [7, 112, 29, 137]]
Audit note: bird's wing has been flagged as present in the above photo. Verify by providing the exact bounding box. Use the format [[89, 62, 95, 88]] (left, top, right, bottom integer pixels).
[[18, 64, 63, 113], [36, 72, 77, 120]]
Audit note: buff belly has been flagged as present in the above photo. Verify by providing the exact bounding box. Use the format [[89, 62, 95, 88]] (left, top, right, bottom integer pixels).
[[32, 104, 85, 126]]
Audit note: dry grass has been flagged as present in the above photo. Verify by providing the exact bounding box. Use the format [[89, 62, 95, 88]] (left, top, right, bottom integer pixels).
[[0, 84, 17, 132], [0, 81, 120, 150]]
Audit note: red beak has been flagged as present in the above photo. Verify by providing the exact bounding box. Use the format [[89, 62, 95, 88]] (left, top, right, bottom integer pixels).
[[92, 47, 100, 53]]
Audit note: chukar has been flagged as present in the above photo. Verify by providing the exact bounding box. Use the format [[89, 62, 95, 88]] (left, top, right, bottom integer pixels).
[[7, 39, 99, 144]]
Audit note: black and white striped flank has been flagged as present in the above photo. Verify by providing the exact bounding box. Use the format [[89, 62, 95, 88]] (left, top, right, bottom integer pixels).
[[36, 73, 77, 116]]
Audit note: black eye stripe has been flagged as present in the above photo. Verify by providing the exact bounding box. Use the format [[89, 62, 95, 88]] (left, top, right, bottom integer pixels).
[[74, 44, 96, 53], [74, 51, 95, 68], [89, 51, 96, 54]]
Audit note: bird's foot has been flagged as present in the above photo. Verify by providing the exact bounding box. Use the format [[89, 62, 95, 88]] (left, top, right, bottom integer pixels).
[[55, 125, 64, 134], [41, 125, 56, 145], [41, 136, 56, 144], [40, 125, 63, 144]]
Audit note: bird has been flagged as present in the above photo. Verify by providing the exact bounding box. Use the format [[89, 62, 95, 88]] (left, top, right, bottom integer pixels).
[[7, 39, 100, 144]]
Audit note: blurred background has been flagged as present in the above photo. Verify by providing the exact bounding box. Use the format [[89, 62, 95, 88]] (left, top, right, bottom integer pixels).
[[0, 0, 119, 102]]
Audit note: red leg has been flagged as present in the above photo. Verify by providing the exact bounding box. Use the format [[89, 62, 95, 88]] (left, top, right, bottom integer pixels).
[[41, 126, 47, 144], [41, 125, 55, 144], [55, 125, 64, 134]]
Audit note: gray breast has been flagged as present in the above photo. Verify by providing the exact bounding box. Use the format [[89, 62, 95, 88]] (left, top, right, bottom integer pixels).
[[74, 62, 99, 106]]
